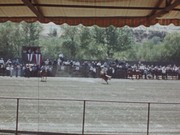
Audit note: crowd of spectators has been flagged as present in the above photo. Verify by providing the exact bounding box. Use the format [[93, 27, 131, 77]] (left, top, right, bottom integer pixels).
[[0, 58, 54, 77], [57, 59, 180, 80], [1, 56, 180, 80]]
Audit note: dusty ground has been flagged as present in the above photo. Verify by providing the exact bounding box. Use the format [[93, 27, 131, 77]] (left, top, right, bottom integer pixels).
[[0, 76, 180, 135]]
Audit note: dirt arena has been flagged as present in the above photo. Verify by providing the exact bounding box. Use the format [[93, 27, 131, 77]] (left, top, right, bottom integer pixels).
[[0, 76, 180, 135]]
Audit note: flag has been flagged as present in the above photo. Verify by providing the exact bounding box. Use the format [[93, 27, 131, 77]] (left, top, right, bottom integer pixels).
[[35, 53, 42, 66], [27, 53, 33, 62]]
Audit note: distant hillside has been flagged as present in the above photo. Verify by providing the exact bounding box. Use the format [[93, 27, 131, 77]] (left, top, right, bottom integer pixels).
[[133, 24, 180, 32], [40, 22, 180, 42], [130, 24, 180, 43], [40, 22, 61, 37]]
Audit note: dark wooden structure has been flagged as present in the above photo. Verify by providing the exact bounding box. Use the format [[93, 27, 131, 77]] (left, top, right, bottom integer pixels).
[[0, 0, 179, 27], [22, 46, 42, 65]]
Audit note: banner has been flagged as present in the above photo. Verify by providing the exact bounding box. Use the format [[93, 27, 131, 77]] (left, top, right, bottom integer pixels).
[[27, 53, 34, 62], [35, 53, 42, 66]]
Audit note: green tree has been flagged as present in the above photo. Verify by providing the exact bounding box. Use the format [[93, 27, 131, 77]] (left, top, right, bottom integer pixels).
[[93, 25, 106, 44], [79, 26, 92, 54], [120, 33, 180, 62], [20, 22, 42, 46], [117, 27, 133, 51], [40, 37, 62, 60], [78, 26, 106, 60], [0, 22, 42, 59], [60, 24, 80, 59], [163, 32, 180, 61], [40, 27, 62, 60], [0, 22, 15, 58], [93, 25, 133, 59], [105, 25, 119, 58]]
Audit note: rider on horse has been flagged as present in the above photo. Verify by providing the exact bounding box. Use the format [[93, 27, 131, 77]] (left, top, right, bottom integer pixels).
[[100, 66, 111, 84], [40, 65, 48, 82]]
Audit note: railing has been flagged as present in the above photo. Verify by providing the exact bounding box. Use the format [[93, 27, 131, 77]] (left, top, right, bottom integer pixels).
[[0, 97, 180, 135]]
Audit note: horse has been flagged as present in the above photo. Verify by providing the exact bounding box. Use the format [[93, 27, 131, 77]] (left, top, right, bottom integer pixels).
[[100, 70, 111, 84], [39, 68, 47, 82]]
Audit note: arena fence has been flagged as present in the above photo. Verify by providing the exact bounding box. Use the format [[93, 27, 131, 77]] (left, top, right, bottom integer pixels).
[[0, 97, 180, 135]]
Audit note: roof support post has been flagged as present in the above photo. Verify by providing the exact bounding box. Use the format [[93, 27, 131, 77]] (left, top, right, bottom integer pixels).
[[22, 0, 44, 20], [147, 0, 180, 25], [148, 0, 180, 20]]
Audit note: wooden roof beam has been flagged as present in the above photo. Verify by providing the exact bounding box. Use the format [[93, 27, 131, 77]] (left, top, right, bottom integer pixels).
[[0, 3, 179, 11], [148, 0, 165, 17], [21, 0, 44, 19], [148, 0, 180, 20], [33, 0, 44, 18]]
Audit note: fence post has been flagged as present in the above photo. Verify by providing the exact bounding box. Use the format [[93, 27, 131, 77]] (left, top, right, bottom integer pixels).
[[147, 103, 150, 135], [82, 100, 86, 135], [16, 98, 19, 135]]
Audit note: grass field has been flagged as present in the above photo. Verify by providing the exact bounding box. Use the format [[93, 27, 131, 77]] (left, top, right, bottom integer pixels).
[[0, 76, 180, 135]]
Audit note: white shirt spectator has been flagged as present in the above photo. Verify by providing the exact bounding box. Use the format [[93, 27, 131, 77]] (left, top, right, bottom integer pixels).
[[75, 61, 80, 67], [178, 67, 180, 74], [0, 58, 4, 64], [59, 53, 64, 58], [6, 59, 12, 65], [45, 59, 49, 65], [139, 64, 145, 70], [97, 61, 101, 67], [162, 66, 166, 74]]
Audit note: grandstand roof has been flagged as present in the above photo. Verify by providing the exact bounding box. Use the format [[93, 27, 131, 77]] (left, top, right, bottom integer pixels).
[[0, 0, 179, 27]]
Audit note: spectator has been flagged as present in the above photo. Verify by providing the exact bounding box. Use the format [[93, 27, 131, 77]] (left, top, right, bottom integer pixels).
[[6, 59, 12, 65], [178, 67, 180, 80], [9, 64, 14, 77], [45, 59, 50, 65], [0, 58, 4, 65], [59, 53, 64, 65]]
